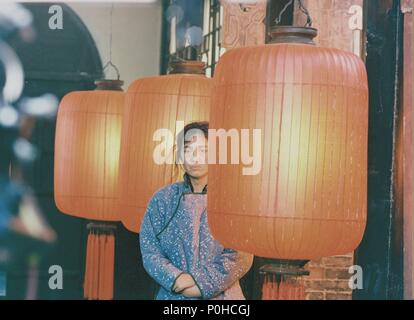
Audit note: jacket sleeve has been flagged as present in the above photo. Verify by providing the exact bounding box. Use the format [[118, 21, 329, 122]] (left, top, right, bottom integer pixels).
[[191, 248, 253, 299], [139, 195, 183, 292]]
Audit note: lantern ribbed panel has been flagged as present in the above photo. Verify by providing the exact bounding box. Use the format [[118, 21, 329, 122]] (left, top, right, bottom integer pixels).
[[208, 43, 369, 259], [119, 74, 212, 232], [54, 91, 124, 221]]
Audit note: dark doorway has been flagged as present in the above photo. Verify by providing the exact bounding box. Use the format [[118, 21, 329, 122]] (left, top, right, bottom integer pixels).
[[354, 0, 404, 300]]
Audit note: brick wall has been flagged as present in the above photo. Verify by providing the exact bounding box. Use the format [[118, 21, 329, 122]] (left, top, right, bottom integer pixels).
[[304, 255, 354, 300]]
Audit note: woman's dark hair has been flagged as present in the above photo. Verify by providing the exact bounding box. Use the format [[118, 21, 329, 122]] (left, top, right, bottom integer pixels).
[[183, 121, 209, 139], [176, 121, 209, 162]]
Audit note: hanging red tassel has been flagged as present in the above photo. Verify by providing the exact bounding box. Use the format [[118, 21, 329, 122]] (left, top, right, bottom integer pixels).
[[84, 223, 116, 300], [260, 260, 309, 300], [97, 232, 105, 300], [106, 233, 115, 300], [92, 232, 99, 299], [261, 275, 269, 300], [261, 265, 307, 300], [83, 231, 92, 299], [87, 232, 96, 299], [278, 277, 286, 300], [100, 234, 108, 300], [276, 275, 280, 299]]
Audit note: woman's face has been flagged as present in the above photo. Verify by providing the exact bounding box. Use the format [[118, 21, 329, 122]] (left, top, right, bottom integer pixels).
[[182, 131, 208, 179]]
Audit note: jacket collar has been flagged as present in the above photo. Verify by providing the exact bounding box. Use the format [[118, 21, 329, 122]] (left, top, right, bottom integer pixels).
[[183, 173, 208, 194]]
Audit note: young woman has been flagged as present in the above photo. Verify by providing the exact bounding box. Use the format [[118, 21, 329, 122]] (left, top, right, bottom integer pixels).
[[140, 122, 253, 300]]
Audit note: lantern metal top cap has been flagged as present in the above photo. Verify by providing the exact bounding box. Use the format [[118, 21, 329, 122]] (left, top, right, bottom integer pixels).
[[94, 79, 124, 91], [169, 60, 206, 75], [269, 26, 318, 45]]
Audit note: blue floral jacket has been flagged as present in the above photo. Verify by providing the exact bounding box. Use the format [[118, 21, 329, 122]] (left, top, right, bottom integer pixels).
[[139, 177, 253, 300]]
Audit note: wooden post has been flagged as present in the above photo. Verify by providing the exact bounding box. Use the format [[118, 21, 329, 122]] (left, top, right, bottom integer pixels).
[[401, 0, 413, 300]]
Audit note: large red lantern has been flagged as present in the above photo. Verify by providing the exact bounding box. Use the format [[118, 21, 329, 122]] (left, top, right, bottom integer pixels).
[[54, 80, 124, 221], [118, 61, 212, 233], [208, 27, 369, 260], [54, 79, 124, 300]]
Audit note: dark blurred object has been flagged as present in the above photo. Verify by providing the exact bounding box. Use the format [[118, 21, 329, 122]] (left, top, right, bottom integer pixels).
[[1, 2, 104, 299], [0, 176, 22, 238], [0, 3, 57, 299], [0, 174, 57, 266], [0, 3, 34, 40]]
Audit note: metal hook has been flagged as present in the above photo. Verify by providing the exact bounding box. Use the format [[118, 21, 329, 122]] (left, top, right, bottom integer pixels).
[[297, 0, 313, 27], [102, 60, 121, 81], [275, 0, 313, 28]]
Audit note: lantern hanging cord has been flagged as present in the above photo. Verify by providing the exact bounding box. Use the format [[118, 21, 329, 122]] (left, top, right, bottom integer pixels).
[[275, 0, 313, 27], [103, 61, 120, 81], [102, 3, 120, 81]]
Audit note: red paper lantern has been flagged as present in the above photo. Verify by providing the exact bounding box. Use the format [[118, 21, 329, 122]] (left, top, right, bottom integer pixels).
[[208, 27, 369, 260], [54, 80, 124, 222], [118, 61, 212, 232], [54, 79, 124, 300]]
